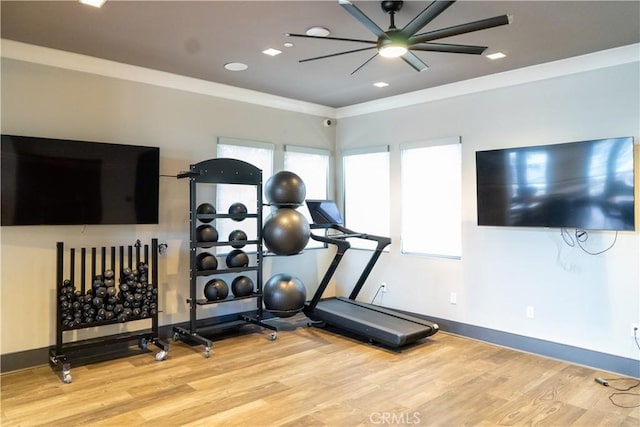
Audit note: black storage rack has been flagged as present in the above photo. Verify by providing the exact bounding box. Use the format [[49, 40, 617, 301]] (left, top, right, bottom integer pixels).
[[173, 158, 277, 358], [50, 238, 168, 383]]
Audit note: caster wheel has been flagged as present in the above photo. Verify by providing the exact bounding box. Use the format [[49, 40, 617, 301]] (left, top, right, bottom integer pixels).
[[139, 338, 148, 350], [204, 347, 211, 358], [270, 332, 277, 341], [155, 351, 167, 361], [173, 332, 180, 342], [63, 373, 72, 384]]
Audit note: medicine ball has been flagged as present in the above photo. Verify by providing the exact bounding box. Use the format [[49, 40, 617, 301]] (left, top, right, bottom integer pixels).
[[228, 229, 248, 248], [196, 224, 219, 244], [231, 276, 254, 297], [263, 273, 306, 318], [226, 249, 249, 268], [265, 171, 306, 206], [196, 252, 218, 271], [228, 202, 248, 221], [196, 202, 216, 223], [204, 279, 229, 301], [263, 208, 310, 255]]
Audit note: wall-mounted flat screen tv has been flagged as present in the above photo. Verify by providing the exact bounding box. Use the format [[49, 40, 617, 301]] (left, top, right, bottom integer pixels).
[[1, 134, 159, 226], [476, 136, 635, 231]]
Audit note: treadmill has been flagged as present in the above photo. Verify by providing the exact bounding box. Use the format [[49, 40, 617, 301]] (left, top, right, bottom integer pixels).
[[303, 200, 439, 348]]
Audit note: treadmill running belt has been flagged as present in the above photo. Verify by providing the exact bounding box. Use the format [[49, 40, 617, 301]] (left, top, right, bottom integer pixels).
[[313, 297, 439, 348]]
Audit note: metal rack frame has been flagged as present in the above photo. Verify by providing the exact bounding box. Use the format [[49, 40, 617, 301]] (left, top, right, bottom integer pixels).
[[173, 158, 277, 358], [49, 238, 168, 383]]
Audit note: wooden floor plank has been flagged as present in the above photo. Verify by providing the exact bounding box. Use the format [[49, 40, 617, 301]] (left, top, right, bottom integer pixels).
[[1, 315, 638, 426]]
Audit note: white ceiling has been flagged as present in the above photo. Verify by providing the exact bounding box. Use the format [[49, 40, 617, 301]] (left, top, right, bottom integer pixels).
[[1, 1, 639, 108]]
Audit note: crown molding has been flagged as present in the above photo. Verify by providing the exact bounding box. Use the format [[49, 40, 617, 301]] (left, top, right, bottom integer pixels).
[[2, 39, 638, 120], [335, 43, 640, 119], [0, 39, 336, 119]]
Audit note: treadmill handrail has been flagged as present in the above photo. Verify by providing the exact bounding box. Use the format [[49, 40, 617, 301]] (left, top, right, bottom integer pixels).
[[305, 224, 391, 313]]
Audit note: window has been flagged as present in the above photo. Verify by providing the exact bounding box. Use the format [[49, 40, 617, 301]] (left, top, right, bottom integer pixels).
[[284, 145, 331, 248], [343, 147, 390, 250], [216, 137, 274, 247], [400, 137, 461, 258]]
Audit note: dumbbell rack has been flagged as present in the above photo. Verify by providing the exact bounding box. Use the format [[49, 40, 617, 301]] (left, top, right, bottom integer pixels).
[[49, 238, 168, 383], [173, 158, 277, 358]]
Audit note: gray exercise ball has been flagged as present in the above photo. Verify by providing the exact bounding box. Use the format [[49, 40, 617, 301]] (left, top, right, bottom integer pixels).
[[263, 273, 306, 318], [265, 171, 306, 206], [262, 208, 310, 255]]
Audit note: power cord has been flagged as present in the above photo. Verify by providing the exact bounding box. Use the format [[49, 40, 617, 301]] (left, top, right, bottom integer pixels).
[[561, 228, 618, 255], [560, 228, 575, 247], [594, 376, 640, 408], [594, 328, 640, 408], [371, 284, 384, 304], [575, 229, 618, 255]]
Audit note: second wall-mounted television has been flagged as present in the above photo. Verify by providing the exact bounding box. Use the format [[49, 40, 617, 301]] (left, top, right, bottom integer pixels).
[[1, 134, 160, 226], [476, 136, 635, 231]]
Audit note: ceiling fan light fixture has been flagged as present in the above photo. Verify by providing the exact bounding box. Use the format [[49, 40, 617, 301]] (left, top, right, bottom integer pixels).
[[306, 26, 331, 37], [379, 44, 407, 58]]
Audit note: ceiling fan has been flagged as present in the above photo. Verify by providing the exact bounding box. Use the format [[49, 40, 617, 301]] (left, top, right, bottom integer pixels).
[[286, 0, 512, 75]]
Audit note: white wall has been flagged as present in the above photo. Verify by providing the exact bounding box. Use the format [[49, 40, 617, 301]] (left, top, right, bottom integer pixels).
[[1, 43, 638, 368], [0, 57, 335, 354], [335, 62, 640, 361]]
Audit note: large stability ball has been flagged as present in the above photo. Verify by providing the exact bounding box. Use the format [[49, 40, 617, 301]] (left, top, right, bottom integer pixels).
[[265, 171, 306, 205], [204, 279, 229, 301], [263, 273, 306, 318], [262, 208, 310, 255], [231, 276, 254, 297]]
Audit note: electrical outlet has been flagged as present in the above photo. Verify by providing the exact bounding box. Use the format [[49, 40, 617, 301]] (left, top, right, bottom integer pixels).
[[631, 323, 639, 337], [526, 306, 535, 319], [381, 282, 388, 293], [450, 292, 457, 305]]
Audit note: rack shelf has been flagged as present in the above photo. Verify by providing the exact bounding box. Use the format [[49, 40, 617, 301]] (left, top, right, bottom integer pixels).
[[173, 158, 277, 358]]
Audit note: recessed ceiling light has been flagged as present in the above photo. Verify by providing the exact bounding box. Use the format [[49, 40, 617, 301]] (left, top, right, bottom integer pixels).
[[262, 48, 282, 56], [283, 42, 294, 48], [486, 52, 506, 60], [306, 26, 330, 37], [79, 0, 106, 7], [373, 82, 389, 88], [224, 62, 248, 71]]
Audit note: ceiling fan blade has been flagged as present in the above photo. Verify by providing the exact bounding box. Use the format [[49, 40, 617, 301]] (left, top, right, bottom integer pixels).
[[299, 46, 377, 63], [401, 51, 428, 72], [285, 33, 376, 45], [401, 0, 455, 37], [409, 14, 512, 45], [350, 53, 379, 75], [410, 42, 487, 55], [339, 0, 387, 38]]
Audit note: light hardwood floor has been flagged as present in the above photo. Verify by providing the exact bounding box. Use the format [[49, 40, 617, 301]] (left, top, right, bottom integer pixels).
[[2, 315, 639, 426]]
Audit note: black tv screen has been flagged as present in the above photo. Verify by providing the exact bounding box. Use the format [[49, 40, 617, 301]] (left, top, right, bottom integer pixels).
[[1, 135, 159, 226], [476, 136, 635, 231]]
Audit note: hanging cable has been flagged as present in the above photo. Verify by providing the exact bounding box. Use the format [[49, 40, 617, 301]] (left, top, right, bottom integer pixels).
[[574, 229, 618, 255], [560, 228, 575, 247]]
